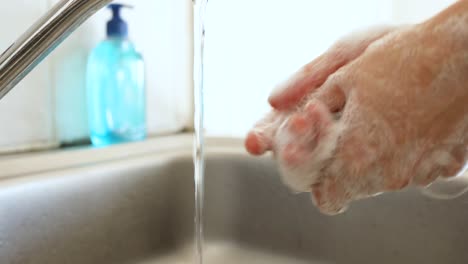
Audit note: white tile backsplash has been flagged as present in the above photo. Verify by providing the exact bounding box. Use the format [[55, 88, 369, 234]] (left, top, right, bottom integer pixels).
[[0, 0, 193, 152], [50, 23, 96, 143], [126, 0, 193, 135], [0, 0, 56, 152]]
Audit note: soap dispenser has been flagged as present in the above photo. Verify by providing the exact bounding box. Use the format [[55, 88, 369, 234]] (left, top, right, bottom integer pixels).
[[86, 3, 146, 147]]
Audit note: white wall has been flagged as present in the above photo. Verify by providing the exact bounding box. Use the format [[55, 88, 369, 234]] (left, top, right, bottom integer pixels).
[[392, 0, 456, 24], [203, 0, 458, 137], [203, 0, 394, 137]]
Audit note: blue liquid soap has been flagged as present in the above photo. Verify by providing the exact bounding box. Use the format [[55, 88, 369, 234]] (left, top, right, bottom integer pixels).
[[86, 4, 146, 147]]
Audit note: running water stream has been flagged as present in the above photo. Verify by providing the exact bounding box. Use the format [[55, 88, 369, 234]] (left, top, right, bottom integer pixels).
[[193, 0, 208, 264]]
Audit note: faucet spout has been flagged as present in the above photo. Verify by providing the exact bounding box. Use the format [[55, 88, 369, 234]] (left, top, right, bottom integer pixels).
[[0, 0, 112, 100]]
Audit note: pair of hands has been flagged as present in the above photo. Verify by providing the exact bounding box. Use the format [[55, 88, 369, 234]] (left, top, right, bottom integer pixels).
[[245, 1, 468, 215]]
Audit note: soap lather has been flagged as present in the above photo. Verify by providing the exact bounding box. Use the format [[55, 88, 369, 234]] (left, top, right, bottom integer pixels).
[[86, 3, 146, 147]]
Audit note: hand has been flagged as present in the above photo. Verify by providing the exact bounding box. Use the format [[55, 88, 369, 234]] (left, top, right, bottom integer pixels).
[[245, 2, 468, 215], [246, 24, 397, 155]]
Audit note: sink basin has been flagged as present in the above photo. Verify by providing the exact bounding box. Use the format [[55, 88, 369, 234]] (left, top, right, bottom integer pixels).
[[0, 135, 467, 264]]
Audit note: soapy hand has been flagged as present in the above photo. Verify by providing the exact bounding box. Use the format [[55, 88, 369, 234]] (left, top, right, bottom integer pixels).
[[245, 1, 468, 215]]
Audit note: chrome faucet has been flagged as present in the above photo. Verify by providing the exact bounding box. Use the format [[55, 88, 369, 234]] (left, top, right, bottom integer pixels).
[[0, 0, 112, 100]]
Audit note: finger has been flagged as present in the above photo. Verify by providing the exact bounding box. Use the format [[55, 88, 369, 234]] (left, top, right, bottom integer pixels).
[[269, 25, 396, 110], [310, 81, 347, 113], [280, 143, 310, 166], [268, 53, 346, 110], [414, 168, 442, 187], [441, 145, 467, 178], [279, 100, 335, 166], [277, 113, 319, 167], [413, 155, 441, 187], [311, 178, 350, 215], [245, 111, 286, 155], [245, 131, 271, 155], [302, 99, 336, 142]]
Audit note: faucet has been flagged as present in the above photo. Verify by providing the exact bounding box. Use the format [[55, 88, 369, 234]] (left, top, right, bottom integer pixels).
[[0, 0, 112, 100]]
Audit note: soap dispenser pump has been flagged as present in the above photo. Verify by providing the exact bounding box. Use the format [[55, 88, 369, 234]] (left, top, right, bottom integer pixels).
[[107, 4, 129, 38], [86, 3, 146, 147]]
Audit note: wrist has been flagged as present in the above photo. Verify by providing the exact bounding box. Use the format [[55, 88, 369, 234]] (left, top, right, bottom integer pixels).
[[423, 0, 468, 40]]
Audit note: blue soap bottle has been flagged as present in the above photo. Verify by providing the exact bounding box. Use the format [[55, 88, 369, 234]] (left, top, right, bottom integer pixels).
[[86, 4, 146, 147]]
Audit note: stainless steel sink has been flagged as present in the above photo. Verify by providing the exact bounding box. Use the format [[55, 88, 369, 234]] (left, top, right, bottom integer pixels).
[[0, 136, 467, 264]]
